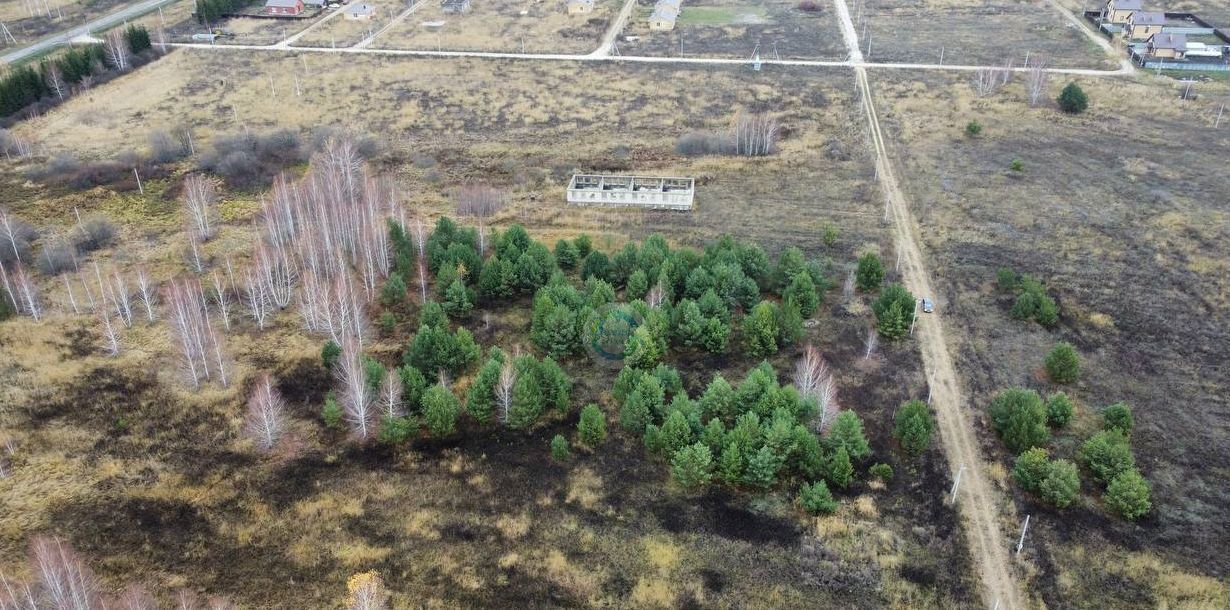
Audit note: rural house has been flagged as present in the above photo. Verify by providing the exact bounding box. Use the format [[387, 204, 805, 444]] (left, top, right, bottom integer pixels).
[[567, 0, 595, 14], [344, 2, 376, 19], [442, 0, 471, 14], [648, 0, 681, 30], [1126, 11, 1165, 39], [264, 0, 305, 16], [1103, 0, 1141, 24], [1146, 31, 1187, 58]]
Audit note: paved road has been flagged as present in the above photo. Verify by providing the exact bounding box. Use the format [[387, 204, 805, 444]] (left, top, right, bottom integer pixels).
[[1, 0, 180, 65], [167, 40, 1132, 76]]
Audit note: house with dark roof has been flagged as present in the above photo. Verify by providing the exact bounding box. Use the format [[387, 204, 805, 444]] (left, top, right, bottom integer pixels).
[[264, 0, 304, 16], [1103, 0, 1141, 24], [1146, 31, 1187, 58], [1126, 11, 1165, 39]]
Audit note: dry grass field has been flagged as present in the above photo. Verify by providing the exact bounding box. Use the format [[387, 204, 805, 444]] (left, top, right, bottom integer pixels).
[[620, 0, 848, 59], [371, 0, 621, 54], [871, 68, 1230, 608], [0, 49, 981, 607], [858, 0, 1115, 69], [292, 0, 415, 47]]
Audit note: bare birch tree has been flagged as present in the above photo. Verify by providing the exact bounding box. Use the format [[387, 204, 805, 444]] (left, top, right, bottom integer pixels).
[[165, 279, 228, 388], [243, 266, 272, 330], [455, 184, 506, 254], [211, 270, 232, 331], [109, 269, 134, 327], [45, 62, 66, 101], [346, 572, 390, 610], [379, 369, 402, 419], [795, 344, 839, 433], [245, 372, 287, 452], [116, 585, 159, 610], [104, 29, 129, 70], [99, 310, 121, 356], [7, 262, 41, 320], [181, 174, 218, 241], [495, 359, 516, 425], [731, 112, 779, 156], [1027, 60, 1050, 107], [28, 536, 103, 610], [135, 265, 157, 321], [337, 340, 376, 440]]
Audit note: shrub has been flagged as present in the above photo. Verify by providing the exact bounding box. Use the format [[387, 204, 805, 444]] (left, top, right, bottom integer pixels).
[[1044, 342, 1080, 384], [322, 340, 341, 370], [796, 0, 823, 11], [873, 283, 915, 339], [1009, 158, 1024, 172], [1104, 469, 1151, 520], [988, 388, 1050, 453], [1012, 448, 1051, 493], [1046, 393, 1073, 428], [670, 442, 713, 489], [798, 481, 838, 514], [995, 267, 1017, 291], [379, 312, 396, 336], [829, 411, 871, 461], [73, 217, 117, 253], [894, 400, 934, 457], [577, 404, 607, 447], [855, 252, 884, 291], [1102, 402, 1133, 434], [422, 384, 462, 437], [322, 393, 342, 429], [1039, 459, 1080, 508], [36, 242, 76, 276], [869, 463, 893, 483], [675, 131, 730, 156], [377, 415, 414, 444], [965, 120, 983, 137], [1080, 430, 1134, 485], [550, 434, 571, 461], [742, 300, 780, 357], [1057, 82, 1088, 114], [380, 275, 406, 307], [822, 223, 838, 248], [822, 446, 854, 489]]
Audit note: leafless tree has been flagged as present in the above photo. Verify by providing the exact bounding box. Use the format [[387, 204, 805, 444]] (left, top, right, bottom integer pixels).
[[45, 63, 66, 101], [300, 270, 367, 348], [0, 260, 18, 313], [210, 270, 232, 331], [972, 64, 1012, 98], [731, 112, 779, 156], [104, 29, 129, 71], [5, 262, 41, 320], [135, 266, 157, 321], [495, 359, 516, 425], [115, 585, 158, 610], [795, 344, 839, 433], [243, 266, 272, 330], [28, 536, 103, 610], [379, 369, 402, 419], [62, 275, 79, 314], [645, 278, 667, 308], [1027, 61, 1050, 107], [109, 269, 134, 327], [337, 340, 375, 440], [455, 184, 506, 254], [253, 241, 296, 309], [182, 174, 218, 241], [412, 216, 427, 302], [346, 572, 390, 610], [184, 219, 205, 274], [245, 372, 287, 452], [0, 572, 38, 609], [99, 310, 121, 356], [0, 207, 27, 263], [165, 279, 228, 388]]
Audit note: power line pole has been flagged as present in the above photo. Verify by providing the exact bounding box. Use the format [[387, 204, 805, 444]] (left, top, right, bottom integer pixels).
[[948, 464, 965, 504], [1015, 514, 1031, 555], [1215, 102, 1224, 128], [133, 167, 144, 194]]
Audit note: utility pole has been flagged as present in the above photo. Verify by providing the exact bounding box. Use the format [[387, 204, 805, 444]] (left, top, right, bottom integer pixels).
[[133, 167, 144, 194], [949, 464, 966, 504], [939, 46, 943, 66], [1016, 514, 1031, 555], [909, 298, 919, 334], [1215, 102, 1224, 128]]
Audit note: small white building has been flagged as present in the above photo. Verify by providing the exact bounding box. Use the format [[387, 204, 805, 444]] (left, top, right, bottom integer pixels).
[[344, 2, 376, 19], [566, 175, 695, 210]]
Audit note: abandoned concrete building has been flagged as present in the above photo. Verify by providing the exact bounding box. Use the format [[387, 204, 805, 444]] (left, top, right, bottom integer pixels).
[[566, 175, 695, 210]]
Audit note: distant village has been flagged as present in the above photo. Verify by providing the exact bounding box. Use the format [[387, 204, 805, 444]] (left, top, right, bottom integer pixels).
[[1090, 0, 1230, 70]]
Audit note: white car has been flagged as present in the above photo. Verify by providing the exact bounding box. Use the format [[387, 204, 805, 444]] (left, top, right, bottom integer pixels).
[[921, 298, 934, 314]]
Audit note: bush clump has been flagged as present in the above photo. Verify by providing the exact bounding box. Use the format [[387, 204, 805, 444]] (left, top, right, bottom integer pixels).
[[988, 388, 1049, 453], [1044, 342, 1080, 384], [1057, 82, 1088, 114], [797, 480, 837, 514], [1046, 392, 1073, 428]]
